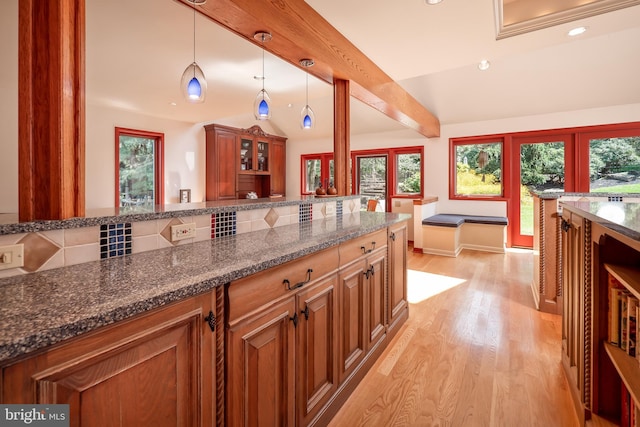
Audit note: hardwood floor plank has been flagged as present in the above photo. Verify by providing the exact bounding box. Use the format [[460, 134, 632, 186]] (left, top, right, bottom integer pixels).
[[327, 248, 579, 427]]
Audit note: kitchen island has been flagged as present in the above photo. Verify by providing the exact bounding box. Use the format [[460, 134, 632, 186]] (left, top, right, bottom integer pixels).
[[0, 208, 410, 427]]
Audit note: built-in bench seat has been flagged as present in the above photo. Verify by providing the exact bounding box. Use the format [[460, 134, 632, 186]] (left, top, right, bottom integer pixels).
[[421, 214, 508, 257]]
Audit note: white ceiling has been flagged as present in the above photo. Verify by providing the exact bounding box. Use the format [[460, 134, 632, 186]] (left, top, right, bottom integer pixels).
[[85, 0, 640, 141]]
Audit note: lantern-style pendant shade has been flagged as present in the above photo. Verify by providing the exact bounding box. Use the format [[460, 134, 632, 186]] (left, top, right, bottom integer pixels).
[[301, 105, 315, 129], [254, 89, 271, 120], [181, 62, 207, 103]]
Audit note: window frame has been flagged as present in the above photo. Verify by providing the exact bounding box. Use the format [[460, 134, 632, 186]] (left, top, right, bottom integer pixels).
[[300, 146, 424, 210], [300, 152, 334, 195], [449, 136, 506, 201], [114, 127, 165, 208]]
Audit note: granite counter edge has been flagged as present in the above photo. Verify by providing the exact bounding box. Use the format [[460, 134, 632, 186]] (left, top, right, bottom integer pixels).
[[0, 215, 407, 364]]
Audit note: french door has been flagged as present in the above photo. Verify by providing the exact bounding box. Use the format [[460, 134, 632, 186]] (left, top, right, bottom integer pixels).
[[509, 134, 575, 248], [354, 155, 387, 211]]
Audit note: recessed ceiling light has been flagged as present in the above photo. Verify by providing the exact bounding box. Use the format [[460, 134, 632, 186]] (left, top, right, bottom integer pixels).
[[568, 26, 587, 37], [425, 0, 443, 4], [478, 59, 490, 71]]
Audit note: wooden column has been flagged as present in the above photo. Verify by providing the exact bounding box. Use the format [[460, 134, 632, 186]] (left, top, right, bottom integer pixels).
[[19, 0, 85, 221], [333, 79, 350, 196]]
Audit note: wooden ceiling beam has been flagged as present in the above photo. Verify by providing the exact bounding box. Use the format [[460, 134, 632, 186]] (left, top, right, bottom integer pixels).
[[177, 0, 440, 138]]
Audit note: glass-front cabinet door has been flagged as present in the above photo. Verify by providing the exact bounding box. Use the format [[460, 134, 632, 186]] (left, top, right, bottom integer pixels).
[[257, 140, 269, 173], [239, 138, 253, 172]]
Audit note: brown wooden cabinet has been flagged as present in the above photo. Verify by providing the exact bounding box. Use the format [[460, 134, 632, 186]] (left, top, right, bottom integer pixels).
[[226, 247, 339, 427], [226, 224, 408, 426], [205, 123, 287, 200], [560, 209, 590, 424], [1, 290, 219, 427], [388, 221, 409, 336], [271, 138, 287, 196], [338, 229, 388, 382]]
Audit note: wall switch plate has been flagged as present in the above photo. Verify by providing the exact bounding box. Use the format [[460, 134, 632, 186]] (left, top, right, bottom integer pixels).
[[0, 244, 24, 270], [170, 223, 196, 242]]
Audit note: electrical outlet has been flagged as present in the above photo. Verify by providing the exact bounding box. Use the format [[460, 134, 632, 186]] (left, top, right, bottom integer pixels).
[[0, 244, 24, 270], [170, 223, 196, 242]]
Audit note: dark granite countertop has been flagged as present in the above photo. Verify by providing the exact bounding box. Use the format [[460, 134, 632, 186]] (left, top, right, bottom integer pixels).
[[0, 195, 360, 235], [0, 212, 409, 364], [560, 200, 640, 241], [530, 190, 640, 200]]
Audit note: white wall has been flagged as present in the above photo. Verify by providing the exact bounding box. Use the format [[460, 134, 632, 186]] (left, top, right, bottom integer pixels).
[[286, 102, 640, 218], [86, 104, 205, 208]]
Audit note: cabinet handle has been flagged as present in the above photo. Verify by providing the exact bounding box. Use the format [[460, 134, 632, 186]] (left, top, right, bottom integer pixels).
[[283, 268, 313, 291], [390, 232, 396, 241], [363, 269, 370, 279], [290, 312, 299, 328], [204, 311, 216, 332], [561, 219, 571, 232], [301, 305, 309, 321], [369, 265, 375, 277], [361, 241, 376, 254]]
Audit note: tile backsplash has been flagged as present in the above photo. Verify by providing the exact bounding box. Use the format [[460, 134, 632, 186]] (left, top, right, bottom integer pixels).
[[0, 199, 359, 278]]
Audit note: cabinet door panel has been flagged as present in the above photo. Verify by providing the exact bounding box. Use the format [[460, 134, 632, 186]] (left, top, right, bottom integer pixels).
[[338, 261, 366, 382], [388, 222, 408, 333], [226, 298, 296, 427], [207, 130, 237, 200], [271, 139, 286, 196], [3, 292, 215, 427], [367, 250, 387, 351], [297, 275, 338, 426]]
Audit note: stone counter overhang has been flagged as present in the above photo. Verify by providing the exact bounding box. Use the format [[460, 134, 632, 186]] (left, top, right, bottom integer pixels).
[[530, 190, 640, 201], [0, 195, 357, 235], [560, 200, 640, 242], [0, 211, 409, 364]]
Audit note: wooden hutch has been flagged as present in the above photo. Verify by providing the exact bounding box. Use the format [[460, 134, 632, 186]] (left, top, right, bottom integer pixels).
[[204, 124, 287, 200]]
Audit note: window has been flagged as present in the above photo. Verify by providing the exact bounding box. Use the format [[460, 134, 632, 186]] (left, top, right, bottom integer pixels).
[[451, 140, 503, 198], [588, 135, 640, 193], [301, 153, 334, 194], [301, 146, 423, 211], [115, 128, 164, 210], [396, 152, 422, 195]]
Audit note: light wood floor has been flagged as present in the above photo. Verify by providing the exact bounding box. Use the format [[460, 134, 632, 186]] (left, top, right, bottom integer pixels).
[[328, 247, 579, 427]]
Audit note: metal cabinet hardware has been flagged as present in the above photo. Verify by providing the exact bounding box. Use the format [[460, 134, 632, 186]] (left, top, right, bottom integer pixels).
[[283, 268, 313, 291], [204, 311, 216, 332]]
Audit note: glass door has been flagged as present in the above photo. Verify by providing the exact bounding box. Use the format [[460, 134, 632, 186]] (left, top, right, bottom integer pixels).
[[511, 136, 572, 247], [355, 155, 387, 211]]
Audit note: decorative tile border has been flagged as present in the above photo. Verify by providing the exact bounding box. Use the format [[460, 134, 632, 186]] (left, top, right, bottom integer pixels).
[[100, 223, 132, 259], [0, 200, 360, 278], [299, 203, 313, 223]]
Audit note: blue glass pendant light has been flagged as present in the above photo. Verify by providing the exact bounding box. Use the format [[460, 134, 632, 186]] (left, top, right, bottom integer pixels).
[[181, 0, 207, 103], [253, 32, 272, 120], [299, 59, 316, 130]]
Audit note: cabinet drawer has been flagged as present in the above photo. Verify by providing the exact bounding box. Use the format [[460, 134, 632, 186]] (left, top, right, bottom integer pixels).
[[227, 246, 339, 323], [339, 229, 387, 267]]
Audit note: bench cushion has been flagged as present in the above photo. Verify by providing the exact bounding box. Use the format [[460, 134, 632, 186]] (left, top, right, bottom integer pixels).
[[422, 214, 466, 228], [463, 215, 508, 226], [422, 214, 508, 227]]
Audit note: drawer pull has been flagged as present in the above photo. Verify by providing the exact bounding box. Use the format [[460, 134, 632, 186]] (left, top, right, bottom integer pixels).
[[283, 268, 313, 291], [360, 241, 376, 254]]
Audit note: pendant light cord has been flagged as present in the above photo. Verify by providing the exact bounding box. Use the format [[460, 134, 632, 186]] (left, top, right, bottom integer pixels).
[[192, 5, 196, 65], [261, 38, 265, 92]]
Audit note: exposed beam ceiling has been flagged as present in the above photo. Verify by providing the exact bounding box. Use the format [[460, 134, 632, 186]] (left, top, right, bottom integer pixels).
[[175, 0, 441, 138]]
